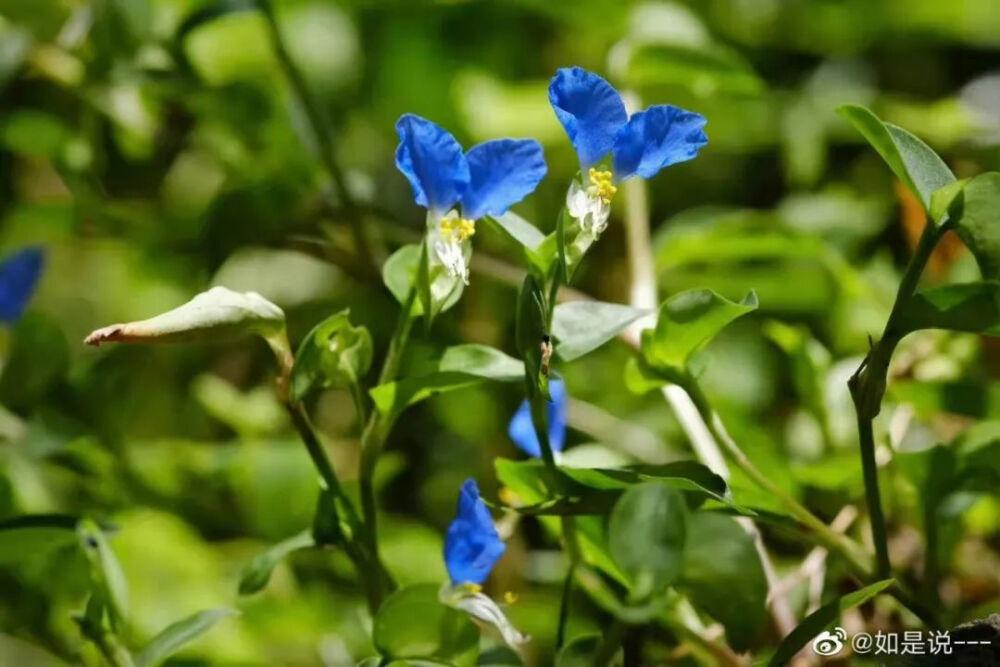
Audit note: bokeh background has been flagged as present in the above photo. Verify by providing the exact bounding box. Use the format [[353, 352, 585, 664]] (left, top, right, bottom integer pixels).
[[1, 0, 999, 664]]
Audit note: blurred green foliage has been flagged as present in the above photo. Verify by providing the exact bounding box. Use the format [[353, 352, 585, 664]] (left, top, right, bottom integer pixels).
[[1, 0, 999, 664]]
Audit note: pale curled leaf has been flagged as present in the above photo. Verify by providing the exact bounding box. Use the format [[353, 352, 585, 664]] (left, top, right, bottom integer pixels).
[[84, 287, 285, 346], [134, 608, 238, 667], [290, 309, 372, 402]]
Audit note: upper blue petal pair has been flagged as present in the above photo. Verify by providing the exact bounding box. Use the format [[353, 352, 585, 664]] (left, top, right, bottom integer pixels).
[[508, 378, 568, 459], [444, 479, 506, 586], [549, 67, 708, 181], [0, 247, 44, 323], [395, 114, 547, 220]]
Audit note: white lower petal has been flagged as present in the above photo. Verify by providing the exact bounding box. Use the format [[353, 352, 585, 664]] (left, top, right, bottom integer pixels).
[[440, 584, 529, 648], [434, 240, 469, 284]]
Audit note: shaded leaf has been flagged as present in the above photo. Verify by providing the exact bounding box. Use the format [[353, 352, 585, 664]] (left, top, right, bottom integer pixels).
[[238, 531, 313, 595], [373, 584, 479, 664], [897, 282, 1000, 336], [290, 309, 373, 402], [78, 519, 129, 630], [0, 514, 79, 565], [768, 579, 894, 667], [84, 287, 285, 347], [937, 172, 1000, 278], [515, 274, 549, 399], [838, 105, 955, 214], [552, 301, 649, 362], [555, 634, 620, 667], [134, 608, 237, 667], [608, 483, 687, 599], [679, 514, 767, 650]]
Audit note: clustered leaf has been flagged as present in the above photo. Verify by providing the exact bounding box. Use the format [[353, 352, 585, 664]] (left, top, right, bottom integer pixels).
[[290, 309, 373, 402]]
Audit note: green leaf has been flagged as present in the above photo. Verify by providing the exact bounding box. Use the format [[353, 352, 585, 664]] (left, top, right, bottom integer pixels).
[[767, 579, 894, 667], [84, 286, 285, 347], [0, 634, 69, 667], [382, 244, 463, 318], [608, 483, 687, 599], [679, 514, 767, 650], [78, 519, 129, 630], [134, 608, 237, 667], [372, 584, 479, 664], [624, 42, 763, 97], [0, 313, 70, 410], [555, 634, 620, 667], [515, 274, 549, 399], [551, 301, 649, 362], [238, 530, 314, 595], [370, 344, 522, 418], [936, 172, 1000, 278], [290, 309, 373, 402], [896, 282, 1000, 336], [641, 289, 758, 373], [0, 514, 79, 565], [837, 105, 955, 214], [484, 211, 545, 252]]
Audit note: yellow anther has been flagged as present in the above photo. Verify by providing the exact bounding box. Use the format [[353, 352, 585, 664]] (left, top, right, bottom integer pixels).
[[460, 582, 483, 594], [587, 168, 616, 203], [504, 591, 519, 604], [498, 486, 519, 506], [440, 216, 476, 242]]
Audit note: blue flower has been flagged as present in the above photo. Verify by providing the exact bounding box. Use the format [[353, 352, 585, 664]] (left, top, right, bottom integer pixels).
[[508, 378, 567, 459], [549, 67, 707, 236], [0, 247, 44, 323], [444, 479, 506, 586], [395, 114, 547, 283]]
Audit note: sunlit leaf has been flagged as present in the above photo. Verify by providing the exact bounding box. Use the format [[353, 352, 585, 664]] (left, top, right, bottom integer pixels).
[[238, 531, 313, 595], [372, 584, 479, 664], [768, 579, 894, 667], [935, 172, 1000, 278], [484, 211, 545, 252], [370, 344, 522, 418], [291, 309, 373, 402], [552, 301, 649, 361], [134, 608, 237, 667], [608, 482, 687, 599], [838, 105, 955, 214], [83, 287, 285, 347]]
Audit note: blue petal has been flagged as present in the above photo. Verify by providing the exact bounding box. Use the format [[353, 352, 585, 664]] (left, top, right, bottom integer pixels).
[[508, 379, 567, 458], [395, 114, 469, 215], [0, 247, 44, 323], [444, 479, 506, 585], [548, 67, 627, 169], [460, 139, 547, 220], [612, 105, 707, 181]]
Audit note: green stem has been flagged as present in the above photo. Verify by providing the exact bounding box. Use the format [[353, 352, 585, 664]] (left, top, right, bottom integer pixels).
[[556, 564, 575, 649], [358, 289, 418, 598], [684, 378, 873, 579], [92, 631, 134, 667], [256, 0, 376, 272], [591, 619, 627, 666], [848, 221, 942, 580]]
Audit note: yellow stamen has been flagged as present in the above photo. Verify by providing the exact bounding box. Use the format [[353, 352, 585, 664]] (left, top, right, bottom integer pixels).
[[504, 591, 519, 604], [498, 486, 519, 506], [460, 582, 482, 594], [440, 216, 476, 242], [587, 167, 617, 204]]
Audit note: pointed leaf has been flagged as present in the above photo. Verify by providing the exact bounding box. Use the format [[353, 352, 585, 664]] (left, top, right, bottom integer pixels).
[[238, 531, 314, 595], [838, 105, 955, 214], [291, 309, 373, 402], [134, 608, 237, 667], [84, 287, 284, 346], [642, 289, 757, 373], [768, 579, 894, 667], [897, 282, 1000, 336], [484, 211, 545, 252], [552, 301, 650, 361], [370, 344, 522, 418], [608, 482, 687, 599]]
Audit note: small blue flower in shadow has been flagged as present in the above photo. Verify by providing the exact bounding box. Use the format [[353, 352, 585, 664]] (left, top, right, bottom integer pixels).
[[507, 378, 567, 459], [548, 67, 707, 237], [444, 479, 506, 586], [0, 247, 45, 323], [395, 114, 546, 284]]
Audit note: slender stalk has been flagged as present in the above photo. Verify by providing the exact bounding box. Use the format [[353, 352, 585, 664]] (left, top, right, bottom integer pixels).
[[591, 619, 627, 666], [848, 221, 942, 580], [256, 0, 377, 272], [556, 564, 575, 649], [358, 289, 418, 599], [91, 631, 134, 667]]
